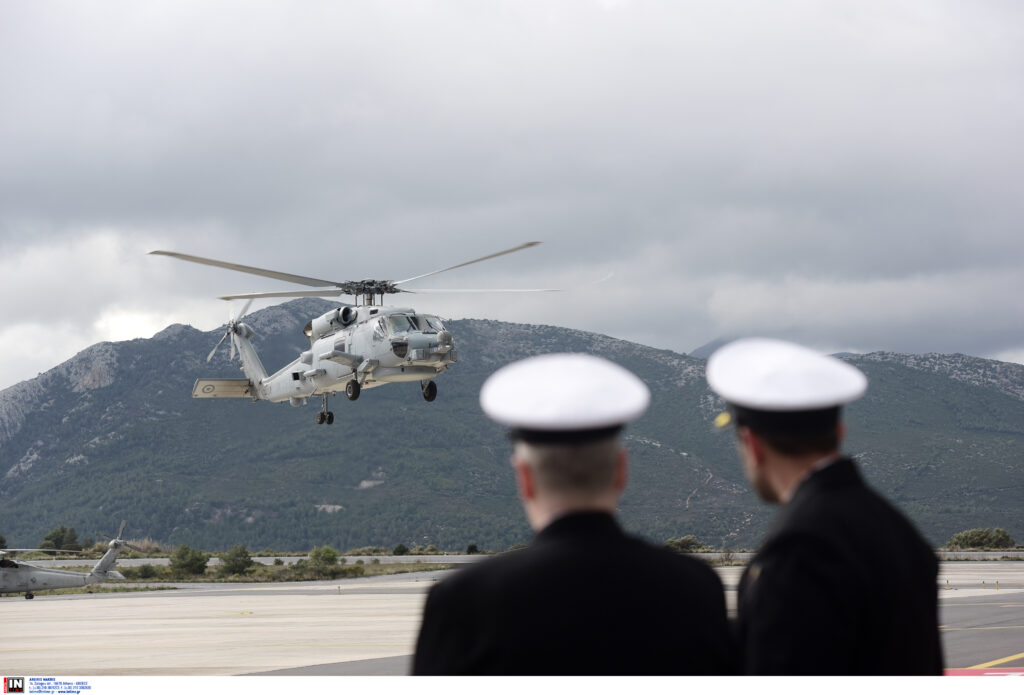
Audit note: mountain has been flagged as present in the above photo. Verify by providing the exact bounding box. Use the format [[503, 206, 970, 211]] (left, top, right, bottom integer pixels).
[[1, 299, 1022, 550]]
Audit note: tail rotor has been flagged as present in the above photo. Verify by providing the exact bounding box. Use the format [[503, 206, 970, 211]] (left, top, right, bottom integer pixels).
[[207, 298, 254, 363], [97, 520, 146, 554]]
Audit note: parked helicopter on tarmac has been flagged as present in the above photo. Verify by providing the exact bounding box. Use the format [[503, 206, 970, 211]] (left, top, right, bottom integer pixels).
[[151, 242, 555, 425], [0, 521, 133, 599]]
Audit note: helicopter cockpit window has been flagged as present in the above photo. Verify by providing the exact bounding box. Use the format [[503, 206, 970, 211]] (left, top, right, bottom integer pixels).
[[423, 316, 445, 332], [389, 315, 414, 334], [373, 318, 387, 342]]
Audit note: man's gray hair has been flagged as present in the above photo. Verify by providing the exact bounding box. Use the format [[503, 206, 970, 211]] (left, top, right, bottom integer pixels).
[[514, 438, 620, 498]]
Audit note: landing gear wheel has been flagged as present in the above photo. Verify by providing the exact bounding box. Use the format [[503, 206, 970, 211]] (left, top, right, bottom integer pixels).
[[422, 380, 437, 402], [326, 411, 334, 425], [316, 412, 326, 425], [346, 380, 361, 401]]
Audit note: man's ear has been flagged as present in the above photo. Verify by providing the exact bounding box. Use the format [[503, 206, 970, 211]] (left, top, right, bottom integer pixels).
[[513, 458, 536, 502], [614, 448, 628, 493], [740, 427, 767, 467]]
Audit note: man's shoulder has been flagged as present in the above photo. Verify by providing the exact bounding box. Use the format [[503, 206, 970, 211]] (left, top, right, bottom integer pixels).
[[619, 532, 722, 579], [788, 459, 905, 526], [764, 462, 936, 573], [428, 547, 540, 595], [432, 529, 721, 597]]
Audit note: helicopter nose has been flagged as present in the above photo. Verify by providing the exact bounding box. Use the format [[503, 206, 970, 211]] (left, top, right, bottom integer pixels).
[[436, 330, 454, 353]]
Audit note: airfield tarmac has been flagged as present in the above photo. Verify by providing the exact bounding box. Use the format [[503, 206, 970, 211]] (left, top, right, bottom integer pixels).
[[2, 563, 1022, 676]]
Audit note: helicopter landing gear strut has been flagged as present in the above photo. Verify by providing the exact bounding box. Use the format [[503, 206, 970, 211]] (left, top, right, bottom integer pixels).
[[421, 380, 437, 402], [316, 394, 335, 425]]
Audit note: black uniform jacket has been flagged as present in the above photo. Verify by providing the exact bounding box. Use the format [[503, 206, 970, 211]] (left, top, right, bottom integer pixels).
[[737, 457, 943, 674], [413, 511, 736, 675]]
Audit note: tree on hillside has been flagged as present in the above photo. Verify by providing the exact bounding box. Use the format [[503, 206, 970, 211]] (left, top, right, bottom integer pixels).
[[947, 528, 1016, 549], [0, 533, 6, 549], [41, 525, 83, 551]]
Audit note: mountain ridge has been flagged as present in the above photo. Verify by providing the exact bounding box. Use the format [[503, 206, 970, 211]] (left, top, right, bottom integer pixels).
[[1, 299, 1021, 550]]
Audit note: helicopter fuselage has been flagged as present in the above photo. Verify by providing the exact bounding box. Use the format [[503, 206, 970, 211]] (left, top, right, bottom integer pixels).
[[1, 534, 126, 599], [243, 305, 456, 406]]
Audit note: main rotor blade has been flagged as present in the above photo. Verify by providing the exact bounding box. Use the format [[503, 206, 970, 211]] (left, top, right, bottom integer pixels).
[[405, 288, 561, 293], [150, 250, 340, 288], [218, 288, 348, 301], [393, 242, 541, 286], [116, 520, 127, 540]]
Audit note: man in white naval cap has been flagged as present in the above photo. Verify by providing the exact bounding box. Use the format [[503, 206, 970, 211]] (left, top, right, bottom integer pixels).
[[413, 353, 735, 675], [706, 338, 942, 674]]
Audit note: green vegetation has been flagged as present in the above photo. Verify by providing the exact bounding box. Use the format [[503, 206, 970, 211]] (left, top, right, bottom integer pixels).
[[169, 544, 210, 576], [343, 546, 389, 556], [0, 533, 6, 549], [308, 545, 341, 576], [218, 544, 255, 576], [665, 535, 713, 553], [41, 525, 83, 551], [360, 562, 452, 577], [114, 558, 452, 583], [947, 528, 1017, 550]]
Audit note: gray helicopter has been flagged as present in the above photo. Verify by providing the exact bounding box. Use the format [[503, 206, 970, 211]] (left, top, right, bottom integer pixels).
[[0, 521, 131, 599], [151, 242, 554, 425]]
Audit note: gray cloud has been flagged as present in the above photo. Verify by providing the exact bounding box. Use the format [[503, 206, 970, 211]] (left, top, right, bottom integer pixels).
[[1, 1, 1023, 389]]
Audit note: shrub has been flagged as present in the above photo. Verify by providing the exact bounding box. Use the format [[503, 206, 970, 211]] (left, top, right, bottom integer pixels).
[[309, 546, 340, 569], [169, 544, 210, 576], [393, 544, 409, 556], [343, 546, 388, 556], [466, 543, 479, 555], [43, 525, 82, 551], [137, 563, 158, 579], [219, 545, 255, 576], [665, 535, 712, 553], [947, 528, 1016, 550]]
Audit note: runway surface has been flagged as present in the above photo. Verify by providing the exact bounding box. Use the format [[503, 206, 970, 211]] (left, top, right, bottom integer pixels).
[[2, 563, 1022, 675]]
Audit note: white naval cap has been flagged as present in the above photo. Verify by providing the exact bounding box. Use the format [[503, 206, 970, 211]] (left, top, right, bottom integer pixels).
[[706, 338, 867, 431], [480, 353, 650, 443]]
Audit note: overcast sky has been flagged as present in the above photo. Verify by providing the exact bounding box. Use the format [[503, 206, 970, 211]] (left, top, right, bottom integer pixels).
[[2, 1, 1022, 391]]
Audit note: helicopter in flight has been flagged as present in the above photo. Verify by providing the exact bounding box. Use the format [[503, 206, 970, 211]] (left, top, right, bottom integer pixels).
[[151, 242, 554, 425], [0, 521, 131, 599]]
